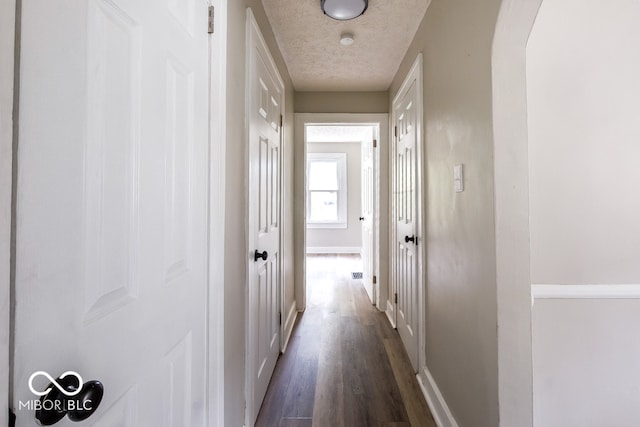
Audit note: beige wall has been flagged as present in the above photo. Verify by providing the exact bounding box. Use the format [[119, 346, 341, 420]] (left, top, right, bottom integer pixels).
[[224, 2, 295, 426], [295, 91, 389, 113], [390, 0, 501, 425], [0, 0, 16, 424], [527, 1, 640, 425], [306, 141, 362, 250]]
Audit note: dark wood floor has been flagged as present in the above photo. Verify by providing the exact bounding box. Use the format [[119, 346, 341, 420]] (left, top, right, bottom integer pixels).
[[255, 254, 436, 427]]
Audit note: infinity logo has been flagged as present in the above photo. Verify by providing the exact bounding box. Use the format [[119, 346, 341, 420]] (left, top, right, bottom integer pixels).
[[28, 371, 84, 397]]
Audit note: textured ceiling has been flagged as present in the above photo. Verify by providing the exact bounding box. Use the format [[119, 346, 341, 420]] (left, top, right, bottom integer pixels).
[[261, 0, 428, 92]]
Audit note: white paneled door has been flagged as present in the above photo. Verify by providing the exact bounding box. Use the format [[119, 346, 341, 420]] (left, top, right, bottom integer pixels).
[[246, 9, 284, 427], [392, 57, 423, 372], [361, 129, 376, 304], [13, 0, 210, 425]]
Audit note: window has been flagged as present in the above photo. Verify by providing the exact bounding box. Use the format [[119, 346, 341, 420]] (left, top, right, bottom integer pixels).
[[307, 153, 347, 228]]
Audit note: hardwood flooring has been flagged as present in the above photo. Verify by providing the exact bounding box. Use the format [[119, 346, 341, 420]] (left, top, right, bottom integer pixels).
[[255, 255, 436, 427]]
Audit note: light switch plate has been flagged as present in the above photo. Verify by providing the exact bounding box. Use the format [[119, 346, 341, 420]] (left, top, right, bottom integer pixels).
[[454, 164, 464, 193]]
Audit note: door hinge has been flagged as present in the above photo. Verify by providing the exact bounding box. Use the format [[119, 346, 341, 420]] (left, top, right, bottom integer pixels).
[[280, 114, 283, 128], [373, 139, 377, 148], [373, 275, 377, 284], [9, 408, 16, 427], [208, 6, 214, 34], [278, 311, 282, 325], [394, 126, 398, 137], [395, 292, 398, 304]]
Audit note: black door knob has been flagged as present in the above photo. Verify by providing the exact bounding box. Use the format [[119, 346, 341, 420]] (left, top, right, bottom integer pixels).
[[359, 216, 365, 221], [404, 235, 416, 244], [35, 374, 104, 425], [254, 250, 268, 261], [67, 381, 104, 422]]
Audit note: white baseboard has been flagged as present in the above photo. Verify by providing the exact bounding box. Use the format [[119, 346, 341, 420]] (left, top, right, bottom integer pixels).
[[417, 366, 459, 427], [281, 301, 298, 353], [385, 300, 396, 328], [306, 246, 361, 254], [363, 280, 374, 304], [532, 283, 640, 300]]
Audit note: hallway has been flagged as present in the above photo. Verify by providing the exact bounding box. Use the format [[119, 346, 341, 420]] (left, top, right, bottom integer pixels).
[[256, 255, 435, 427], [3, 1, 638, 425]]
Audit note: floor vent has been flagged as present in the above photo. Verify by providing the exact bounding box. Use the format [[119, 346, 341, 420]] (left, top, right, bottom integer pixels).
[[351, 272, 363, 279]]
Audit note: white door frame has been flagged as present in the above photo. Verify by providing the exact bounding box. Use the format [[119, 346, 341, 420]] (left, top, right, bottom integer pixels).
[[0, 1, 16, 424], [390, 54, 426, 371], [294, 113, 389, 311], [207, 0, 227, 425], [245, 8, 285, 426]]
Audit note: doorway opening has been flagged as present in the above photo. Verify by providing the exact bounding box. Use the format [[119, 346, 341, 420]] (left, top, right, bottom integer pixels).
[[305, 124, 375, 303], [294, 113, 389, 313]]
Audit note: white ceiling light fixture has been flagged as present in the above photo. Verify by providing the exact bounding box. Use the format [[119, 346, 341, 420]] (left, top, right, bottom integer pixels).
[[321, 0, 368, 21], [340, 33, 354, 46]]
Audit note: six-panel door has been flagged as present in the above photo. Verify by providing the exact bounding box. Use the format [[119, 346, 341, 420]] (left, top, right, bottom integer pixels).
[[247, 11, 284, 426], [394, 80, 419, 372], [13, 0, 210, 425]]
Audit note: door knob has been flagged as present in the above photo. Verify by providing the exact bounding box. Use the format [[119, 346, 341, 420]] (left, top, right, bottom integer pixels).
[[359, 216, 365, 221], [34, 373, 104, 425], [404, 235, 416, 244], [254, 250, 268, 261], [67, 381, 104, 422]]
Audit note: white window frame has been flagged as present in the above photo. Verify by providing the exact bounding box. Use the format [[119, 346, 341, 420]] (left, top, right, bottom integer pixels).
[[306, 152, 347, 229]]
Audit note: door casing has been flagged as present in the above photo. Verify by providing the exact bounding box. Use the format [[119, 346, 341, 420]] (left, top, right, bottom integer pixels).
[[207, 1, 228, 425], [0, 0, 17, 424], [294, 113, 389, 311]]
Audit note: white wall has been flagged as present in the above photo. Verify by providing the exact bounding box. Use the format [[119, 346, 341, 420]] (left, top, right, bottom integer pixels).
[[527, 1, 640, 425], [306, 141, 362, 251], [0, 1, 16, 424], [532, 295, 640, 427], [528, 0, 640, 285]]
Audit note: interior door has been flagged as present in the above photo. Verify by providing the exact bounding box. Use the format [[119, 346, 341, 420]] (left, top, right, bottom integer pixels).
[[13, 0, 210, 425], [394, 79, 419, 371], [247, 10, 283, 426], [361, 129, 375, 304]]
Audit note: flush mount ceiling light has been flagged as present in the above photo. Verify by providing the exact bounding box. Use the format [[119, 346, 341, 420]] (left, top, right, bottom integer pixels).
[[340, 33, 354, 46], [321, 0, 368, 21]]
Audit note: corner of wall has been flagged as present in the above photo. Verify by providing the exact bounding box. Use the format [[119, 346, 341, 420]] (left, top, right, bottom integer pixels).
[[491, 0, 541, 425]]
